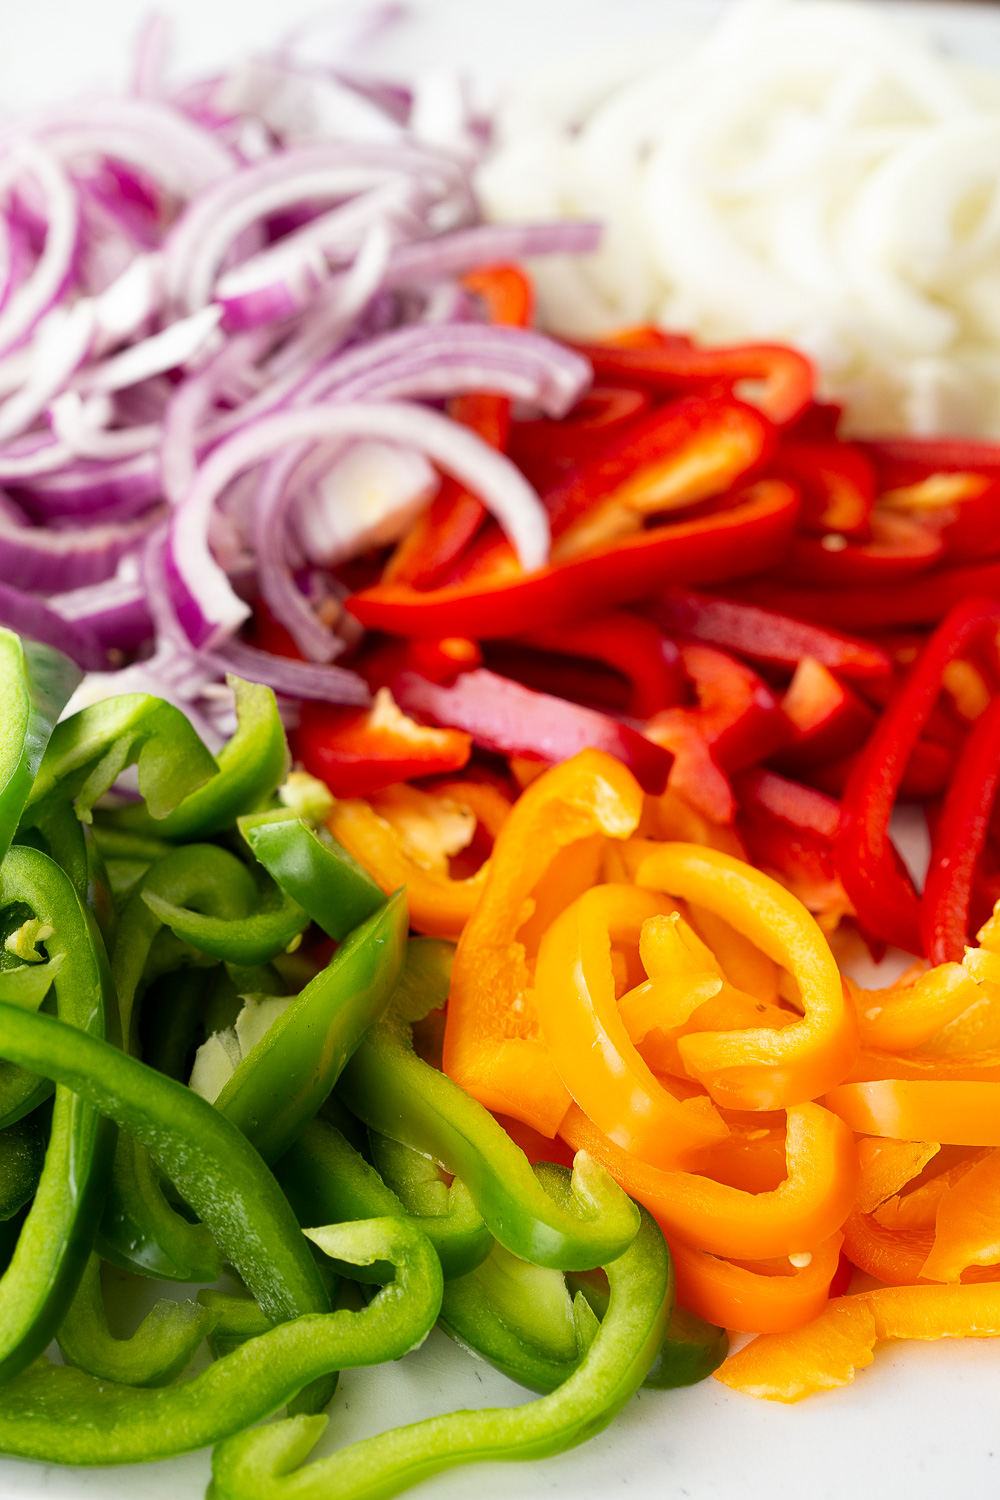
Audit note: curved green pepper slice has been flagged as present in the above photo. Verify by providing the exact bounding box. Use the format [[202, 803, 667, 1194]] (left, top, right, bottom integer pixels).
[[0, 848, 111, 1383], [337, 940, 641, 1271], [57, 1252, 219, 1387], [0, 1217, 440, 1464], [102, 678, 288, 841], [209, 1206, 670, 1500], [0, 630, 81, 866], [215, 891, 407, 1164], [239, 809, 383, 941], [277, 1115, 492, 1283]]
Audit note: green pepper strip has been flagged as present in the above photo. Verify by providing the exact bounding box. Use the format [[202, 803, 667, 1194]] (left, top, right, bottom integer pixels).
[[567, 1273, 728, 1389], [337, 940, 640, 1271], [216, 892, 408, 1165], [0, 849, 111, 1383], [22, 694, 218, 829], [141, 881, 307, 967], [0, 1002, 330, 1327], [57, 1252, 219, 1387], [277, 1116, 492, 1283], [239, 810, 384, 941], [0, 630, 81, 866], [0, 1217, 440, 1464], [0, 1110, 47, 1222], [209, 1206, 670, 1500], [102, 845, 266, 1284], [101, 677, 288, 841]]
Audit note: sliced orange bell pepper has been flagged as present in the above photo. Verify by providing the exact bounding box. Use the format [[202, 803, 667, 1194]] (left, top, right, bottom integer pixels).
[[670, 1232, 843, 1334], [326, 781, 500, 940], [635, 844, 858, 1110], [534, 885, 728, 1168], [715, 1283, 1000, 1402], [847, 963, 982, 1052], [855, 1137, 940, 1215], [921, 1148, 1000, 1281], [560, 1101, 857, 1260], [444, 748, 645, 1136], [826, 1080, 1000, 1147], [874, 1150, 988, 1232]]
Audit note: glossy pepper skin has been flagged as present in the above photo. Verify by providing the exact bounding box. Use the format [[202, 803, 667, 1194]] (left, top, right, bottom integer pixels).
[[444, 749, 646, 1135], [238, 809, 384, 942], [215, 891, 407, 1164], [837, 597, 1000, 954], [0, 849, 111, 1384], [338, 938, 642, 1271], [209, 1206, 671, 1500], [0, 629, 81, 865], [0, 1217, 441, 1465]]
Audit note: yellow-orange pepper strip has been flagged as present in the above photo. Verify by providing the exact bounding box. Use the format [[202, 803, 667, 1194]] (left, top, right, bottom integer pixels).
[[826, 1080, 1000, 1147], [670, 1232, 843, 1335], [855, 1137, 940, 1215], [848, 963, 981, 1052], [921, 1148, 1000, 1282], [535, 885, 728, 1167], [635, 844, 858, 1110], [327, 796, 488, 940], [560, 1101, 857, 1260], [445, 749, 644, 1136], [715, 1283, 1000, 1402]]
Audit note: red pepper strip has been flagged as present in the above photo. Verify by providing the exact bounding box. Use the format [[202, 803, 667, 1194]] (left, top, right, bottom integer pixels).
[[863, 435, 1000, 484], [516, 611, 684, 719], [295, 693, 471, 798], [922, 695, 1000, 965], [508, 384, 653, 490], [772, 657, 875, 773], [837, 597, 1000, 954], [348, 479, 800, 639], [389, 667, 674, 795], [733, 769, 847, 916], [809, 739, 955, 803], [404, 636, 483, 685], [646, 588, 891, 683], [644, 643, 789, 824], [383, 265, 532, 589], [780, 511, 945, 587], [545, 396, 776, 556], [574, 340, 814, 426], [771, 439, 875, 539], [723, 561, 1000, 632]]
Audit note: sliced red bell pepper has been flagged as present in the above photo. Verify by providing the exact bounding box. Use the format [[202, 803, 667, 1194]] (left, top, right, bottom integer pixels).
[[644, 642, 789, 823], [388, 667, 673, 795], [573, 339, 814, 426], [837, 596, 1000, 954], [771, 438, 875, 538], [295, 689, 472, 798], [515, 611, 683, 719], [922, 695, 1000, 965], [348, 479, 800, 639], [383, 265, 532, 590], [545, 395, 775, 555], [808, 738, 955, 802], [733, 768, 846, 916], [863, 435, 1000, 485], [772, 656, 875, 773], [508, 384, 653, 492], [646, 588, 891, 682], [404, 636, 484, 685], [780, 511, 944, 587], [722, 560, 1000, 631]]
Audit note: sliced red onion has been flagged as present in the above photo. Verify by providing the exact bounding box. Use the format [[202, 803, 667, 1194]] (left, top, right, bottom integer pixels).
[[167, 398, 551, 649], [0, 146, 79, 359], [0, 580, 107, 669], [91, 252, 163, 349], [380, 221, 602, 289], [12, 449, 161, 521], [76, 304, 222, 394], [210, 638, 369, 703], [0, 100, 236, 197], [49, 393, 160, 460], [49, 568, 152, 652], [0, 495, 160, 592], [0, 300, 97, 444]]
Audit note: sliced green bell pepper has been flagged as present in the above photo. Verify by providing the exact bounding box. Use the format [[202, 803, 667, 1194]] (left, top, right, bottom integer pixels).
[[239, 809, 384, 941], [337, 940, 641, 1272], [0, 630, 81, 866], [209, 1205, 670, 1500]]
